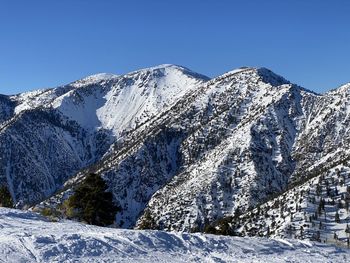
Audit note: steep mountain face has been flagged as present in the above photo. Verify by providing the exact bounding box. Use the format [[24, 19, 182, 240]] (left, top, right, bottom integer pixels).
[[228, 83, 350, 246], [43, 67, 319, 230], [233, 159, 350, 245], [51, 65, 208, 136], [291, 84, 350, 182], [0, 95, 16, 123], [121, 68, 316, 230], [49, 68, 350, 237], [3, 64, 350, 246], [0, 65, 208, 206]]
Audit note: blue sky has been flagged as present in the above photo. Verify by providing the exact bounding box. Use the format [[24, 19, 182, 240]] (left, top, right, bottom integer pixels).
[[1, 0, 349, 94]]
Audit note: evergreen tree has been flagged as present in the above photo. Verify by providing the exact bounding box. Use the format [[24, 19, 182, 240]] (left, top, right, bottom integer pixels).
[[300, 226, 304, 238], [335, 211, 341, 223], [315, 230, 321, 242], [138, 209, 157, 230], [346, 224, 350, 237], [233, 207, 241, 221], [266, 226, 270, 237], [316, 185, 322, 196], [320, 198, 325, 210], [65, 173, 119, 226], [0, 186, 13, 208]]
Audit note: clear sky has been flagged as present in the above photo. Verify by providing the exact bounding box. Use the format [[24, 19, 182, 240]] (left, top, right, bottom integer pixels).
[[1, 0, 349, 95]]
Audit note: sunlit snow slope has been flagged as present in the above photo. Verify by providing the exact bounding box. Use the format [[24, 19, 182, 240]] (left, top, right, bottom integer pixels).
[[52, 64, 208, 134], [0, 64, 208, 205], [0, 208, 348, 263]]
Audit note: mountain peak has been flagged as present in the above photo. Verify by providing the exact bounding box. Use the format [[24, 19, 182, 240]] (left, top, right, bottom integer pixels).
[[255, 67, 290, 86], [71, 73, 119, 88], [327, 82, 350, 95], [126, 64, 210, 82], [4, 63, 350, 252], [214, 66, 290, 87]]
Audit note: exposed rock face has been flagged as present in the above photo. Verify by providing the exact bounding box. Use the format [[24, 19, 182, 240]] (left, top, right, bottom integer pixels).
[[0, 65, 208, 205], [3, 65, 350, 244]]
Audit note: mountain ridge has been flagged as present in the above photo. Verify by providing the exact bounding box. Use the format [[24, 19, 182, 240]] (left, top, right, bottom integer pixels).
[[1, 64, 350, 247]]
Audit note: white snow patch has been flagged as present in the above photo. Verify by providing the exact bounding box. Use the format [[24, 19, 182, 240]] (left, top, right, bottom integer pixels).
[[0, 208, 349, 262]]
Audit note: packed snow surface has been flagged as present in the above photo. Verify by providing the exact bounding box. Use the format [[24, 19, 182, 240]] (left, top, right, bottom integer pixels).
[[0, 208, 349, 262]]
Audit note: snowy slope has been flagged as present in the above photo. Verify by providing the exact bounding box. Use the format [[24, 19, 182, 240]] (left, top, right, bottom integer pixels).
[[3, 64, 350, 250], [0, 208, 349, 263], [52, 64, 209, 135], [44, 68, 350, 237], [232, 154, 350, 246], [52, 67, 311, 230], [0, 64, 208, 206]]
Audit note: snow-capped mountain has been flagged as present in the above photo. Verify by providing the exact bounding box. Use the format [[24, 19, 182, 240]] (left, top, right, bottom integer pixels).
[[0, 64, 208, 205], [51, 65, 208, 135], [2, 64, 350, 247], [61, 66, 313, 230]]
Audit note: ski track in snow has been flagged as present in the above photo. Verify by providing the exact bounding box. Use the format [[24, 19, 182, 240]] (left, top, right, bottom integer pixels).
[[0, 208, 349, 263]]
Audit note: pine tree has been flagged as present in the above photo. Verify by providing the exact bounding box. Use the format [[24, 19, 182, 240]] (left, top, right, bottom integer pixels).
[[315, 230, 321, 242], [234, 207, 241, 221], [0, 186, 13, 208], [320, 198, 325, 210], [335, 211, 341, 223], [300, 226, 304, 238], [266, 226, 270, 237], [65, 173, 119, 226], [316, 184, 322, 196], [138, 209, 158, 230], [318, 198, 325, 215], [345, 224, 350, 237]]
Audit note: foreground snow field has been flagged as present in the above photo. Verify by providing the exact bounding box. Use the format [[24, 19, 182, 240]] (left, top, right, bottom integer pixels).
[[0, 208, 349, 262]]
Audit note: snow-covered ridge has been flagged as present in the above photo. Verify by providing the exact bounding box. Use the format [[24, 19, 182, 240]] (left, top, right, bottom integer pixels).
[[125, 64, 210, 81], [210, 66, 289, 87], [0, 208, 348, 263], [327, 82, 350, 95], [70, 73, 119, 88], [0, 64, 210, 205], [29, 65, 350, 234], [3, 64, 350, 247], [51, 64, 209, 135], [5, 64, 208, 120]]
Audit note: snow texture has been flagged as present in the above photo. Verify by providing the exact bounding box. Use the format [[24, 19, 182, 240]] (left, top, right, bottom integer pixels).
[[3, 64, 350, 252], [0, 208, 348, 263], [0, 64, 208, 205]]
